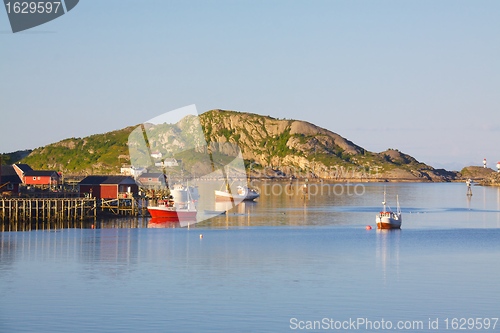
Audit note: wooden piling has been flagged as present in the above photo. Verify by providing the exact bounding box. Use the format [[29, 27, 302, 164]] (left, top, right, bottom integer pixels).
[[0, 196, 152, 231], [0, 198, 97, 224]]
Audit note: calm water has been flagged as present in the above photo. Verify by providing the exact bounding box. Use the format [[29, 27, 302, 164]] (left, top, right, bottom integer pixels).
[[1, 183, 500, 332]]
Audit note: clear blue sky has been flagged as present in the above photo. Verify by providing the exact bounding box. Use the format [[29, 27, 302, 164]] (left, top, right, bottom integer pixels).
[[1, 0, 499, 170]]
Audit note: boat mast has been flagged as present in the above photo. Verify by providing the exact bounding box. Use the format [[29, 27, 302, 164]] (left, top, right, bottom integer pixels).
[[396, 195, 401, 215], [382, 188, 387, 212], [186, 180, 191, 210]]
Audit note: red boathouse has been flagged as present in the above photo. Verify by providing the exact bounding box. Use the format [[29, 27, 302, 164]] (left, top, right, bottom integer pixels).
[[78, 175, 138, 199]]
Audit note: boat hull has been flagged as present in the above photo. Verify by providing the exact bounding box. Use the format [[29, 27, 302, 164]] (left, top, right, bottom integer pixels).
[[376, 221, 401, 229], [215, 190, 260, 202], [147, 206, 197, 220], [376, 215, 402, 229]]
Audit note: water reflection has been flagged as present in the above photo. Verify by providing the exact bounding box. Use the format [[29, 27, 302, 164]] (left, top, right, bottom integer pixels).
[[1, 223, 500, 332], [0, 227, 192, 281], [0, 219, 97, 232], [2, 183, 500, 231], [497, 187, 500, 228], [466, 191, 472, 210], [99, 217, 148, 229], [375, 229, 401, 284], [0, 232, 16, 271], [147, 217, 198, 228]]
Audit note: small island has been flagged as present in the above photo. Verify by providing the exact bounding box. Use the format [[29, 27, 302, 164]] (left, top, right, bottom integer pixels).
[[1, 110, 479, 183]]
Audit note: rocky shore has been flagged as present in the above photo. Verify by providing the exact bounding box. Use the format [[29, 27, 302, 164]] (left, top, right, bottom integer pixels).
[[480, 171, 500, 186]]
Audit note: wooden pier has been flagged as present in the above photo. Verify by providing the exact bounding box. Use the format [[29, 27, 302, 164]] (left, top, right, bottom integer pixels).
[[0, 197, 155, 232], [99, 198, 149, 217], [0, 198, 97, 223]]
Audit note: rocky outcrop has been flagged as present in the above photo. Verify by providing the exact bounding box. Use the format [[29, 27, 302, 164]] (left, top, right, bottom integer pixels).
[[479, 171, 500, 186], [460, 166, 496, 181]]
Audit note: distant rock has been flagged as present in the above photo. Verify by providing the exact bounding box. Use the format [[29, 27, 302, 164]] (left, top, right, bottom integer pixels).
[[460, 166, 496, 180]]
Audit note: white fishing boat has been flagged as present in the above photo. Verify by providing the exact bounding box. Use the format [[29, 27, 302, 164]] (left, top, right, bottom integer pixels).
[[171, 183, 200, 203], [215, 185, 260, 202], [375, 190, 402, 229]]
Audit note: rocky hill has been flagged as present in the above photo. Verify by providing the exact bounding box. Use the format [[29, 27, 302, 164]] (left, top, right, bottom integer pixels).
[[198, 110, 455, 181], [4, 109, 457, 181]]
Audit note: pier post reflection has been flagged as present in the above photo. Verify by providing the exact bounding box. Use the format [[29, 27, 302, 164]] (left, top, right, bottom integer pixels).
[[1, 218, 98, 231]]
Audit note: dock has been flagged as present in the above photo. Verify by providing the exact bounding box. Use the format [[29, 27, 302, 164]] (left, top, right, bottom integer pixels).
[[99, 197, 149, 217], [0, 196, 155, 231], [0, 198, 97, 222]]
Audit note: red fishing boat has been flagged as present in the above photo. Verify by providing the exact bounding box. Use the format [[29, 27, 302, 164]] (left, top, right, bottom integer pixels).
[[147, 199, 197, 220]]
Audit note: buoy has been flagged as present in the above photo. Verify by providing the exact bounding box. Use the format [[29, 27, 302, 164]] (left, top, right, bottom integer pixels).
[[365, 225, 372, 230], [199, 234, 203, 239], [91, 224, 94, 229]]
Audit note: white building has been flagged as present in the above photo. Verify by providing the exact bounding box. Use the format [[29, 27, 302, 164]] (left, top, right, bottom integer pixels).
[[150, 151, 163, 159], [154, 158, 179, 167], [120, 165, 147, 178]]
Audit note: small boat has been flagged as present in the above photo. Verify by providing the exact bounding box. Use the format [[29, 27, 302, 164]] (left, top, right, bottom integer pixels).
[[147, 198, 197, 220], [215, 185, 260, 202], [375, 190, 402, 229]]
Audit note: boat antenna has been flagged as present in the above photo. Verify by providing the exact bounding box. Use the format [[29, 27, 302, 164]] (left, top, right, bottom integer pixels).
[[382, 187, 387, 212], [396, 195, 401, 215]]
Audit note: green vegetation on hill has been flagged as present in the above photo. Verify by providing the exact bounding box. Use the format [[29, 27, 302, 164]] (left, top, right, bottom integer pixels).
[[1, 150, 32, 165], [7, 110, 456, 181], [21, 126, 135, 174], [460, 166, 496, 179]]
